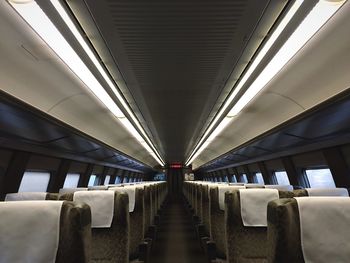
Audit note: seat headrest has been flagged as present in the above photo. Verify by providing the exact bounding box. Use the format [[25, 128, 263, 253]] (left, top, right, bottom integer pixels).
[[5, 192, 47, 201], [218, 185, 245, 210], [59, 187, 88, 194], [88, 185, 108, 191], [265, 185, 293, 191], [244, 183, 265, 188], [0, 201, 63, 263], [73, 191, 115, 228], [109, 185, 140, 212], [305, 188, 349, 196], [295, 197, 350, 263], [239, 189, 279, 227]]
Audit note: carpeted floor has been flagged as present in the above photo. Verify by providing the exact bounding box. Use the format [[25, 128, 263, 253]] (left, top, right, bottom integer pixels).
[[150, 196, 207, 263]]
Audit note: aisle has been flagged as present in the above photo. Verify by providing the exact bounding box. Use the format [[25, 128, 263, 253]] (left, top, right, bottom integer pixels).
[[150, 196, 207, 263]]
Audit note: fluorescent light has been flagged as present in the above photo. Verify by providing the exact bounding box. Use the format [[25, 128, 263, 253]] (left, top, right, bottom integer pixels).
[[49, 0, 164, 165], [187, 0, 345, 165], [186, 141, 211, 166], [8, 1, 125, 118], [9, 0, 164, 166], [227, 0, 344, 117], [186, 117, 232, 165], [49, 0, 164, 163], [118, 117, 145, 142], [185, 0, 304, 164], [206, 117, 233, 142]]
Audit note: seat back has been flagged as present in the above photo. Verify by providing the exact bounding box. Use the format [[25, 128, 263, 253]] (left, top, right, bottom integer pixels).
[[201, 184, 211, 236], [209, 185, 244, 259], [268, 197, 350, 263], [60, 190, 129, 263], [88, 185, 109, 190], [225, 189, 293, 263], [294, 187, 349, 197], [5, 192, 58, 201], [59, 187, 88, 194], [144, 185, 152, 232], [111, 185, 145, 260], [0, 201, 91, 263]]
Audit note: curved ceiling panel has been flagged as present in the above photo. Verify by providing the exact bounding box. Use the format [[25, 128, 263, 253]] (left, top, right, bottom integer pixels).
[[0, 1, 157, 167], [193, 1, 350, 169]]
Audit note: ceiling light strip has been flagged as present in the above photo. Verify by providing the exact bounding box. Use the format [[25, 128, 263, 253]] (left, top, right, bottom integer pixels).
[[49, 0, 164, 165], [8, 0, 164, 166], [186, 0, 345, 166], [185, 0, 304, 165], [49, 0, 162, 159]]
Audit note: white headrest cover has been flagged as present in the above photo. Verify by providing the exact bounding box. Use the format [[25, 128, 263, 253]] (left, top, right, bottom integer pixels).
[[218, 185, 245, 210], [5, 192, 47, 201], [295, 197, 350, 263], [265, 185, 293, 191], [0, 201, 63, 263], [74, 191, 114, 228], [110, 185, 140, 212], [239, 189, 279, 227], [59, 187, 88, 194], [306, 188, 349, 197]]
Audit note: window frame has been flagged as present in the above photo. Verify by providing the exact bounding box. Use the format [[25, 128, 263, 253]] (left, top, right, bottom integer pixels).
[[303, 167, 335, 188], [273, 170, 290, 185], [63, 173, 81, 188], [18, 170, 51, 192]]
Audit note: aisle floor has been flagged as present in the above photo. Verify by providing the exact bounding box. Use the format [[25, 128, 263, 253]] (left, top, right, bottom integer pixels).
[[150, 196, 207, 263]]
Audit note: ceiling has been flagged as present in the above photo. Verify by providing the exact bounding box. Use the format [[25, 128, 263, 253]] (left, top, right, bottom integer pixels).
[[191, 0, 350, 169], [60, 0, 289, 163]]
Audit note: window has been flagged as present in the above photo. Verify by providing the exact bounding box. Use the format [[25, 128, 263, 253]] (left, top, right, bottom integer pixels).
[[240, 174, 248, 183], [104, 175, 111, 185], [224, 176, 229, 182], [305, 168, 335, 188], [115, 176, 122, 184], [88, 175, 97, 186], [254, 173, 265, 184], [274, 171, 290, 185], [18, 171, 50, 192], [231, 175, 237, 183], [154, 173, 166, 181], [63, 173, 80, 188]]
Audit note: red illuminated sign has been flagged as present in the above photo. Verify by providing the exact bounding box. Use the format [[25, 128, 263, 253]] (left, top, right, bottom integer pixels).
[[170, 163, 182, 169]]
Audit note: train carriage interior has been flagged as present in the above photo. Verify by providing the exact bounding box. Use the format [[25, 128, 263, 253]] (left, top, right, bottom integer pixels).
[[1, 0, 350, 262]]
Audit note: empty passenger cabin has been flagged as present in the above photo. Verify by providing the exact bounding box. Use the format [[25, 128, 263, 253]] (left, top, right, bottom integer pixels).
[[1, 0, 350, 262]]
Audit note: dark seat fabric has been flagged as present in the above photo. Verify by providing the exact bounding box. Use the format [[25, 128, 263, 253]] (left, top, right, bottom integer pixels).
[[267, 198, 304, 263], [201, 184, 211, 237], [60, 191, 130, 263], [47, 193, 59, 200], [56, 201, 92, 263], [150, 184, 157, 224], [144, 185, 152, 233], [225, 190, 294, 263], [210, 187, 226, 259], [128, 187, 145, 260]]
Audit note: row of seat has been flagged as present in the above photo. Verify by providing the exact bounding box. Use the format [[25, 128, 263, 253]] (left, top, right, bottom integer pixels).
[[0, 181, 168, 263], [183, 181, 350, 263]]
